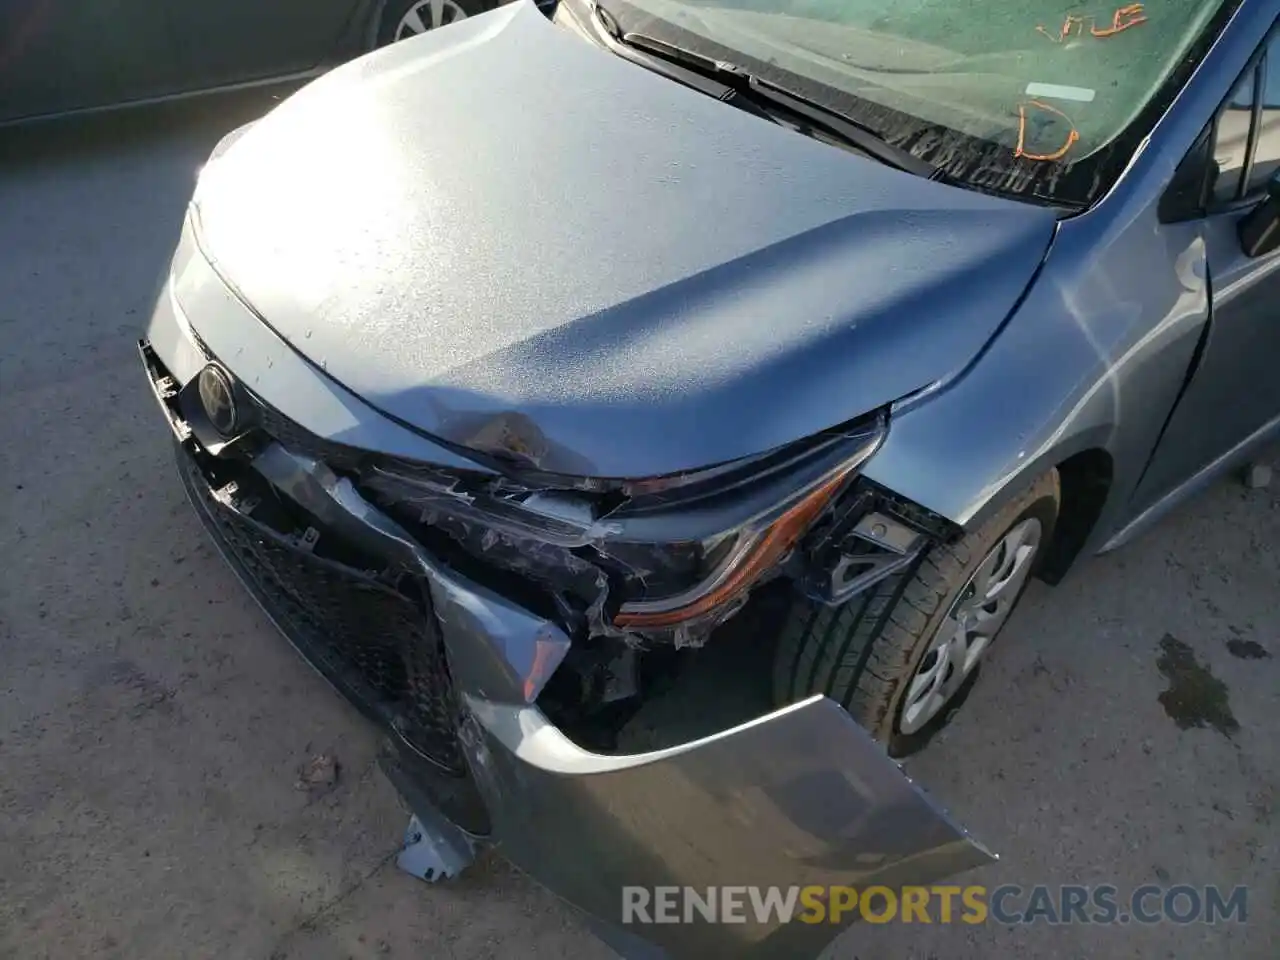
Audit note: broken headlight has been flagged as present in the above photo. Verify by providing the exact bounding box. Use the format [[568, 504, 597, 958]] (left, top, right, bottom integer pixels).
[[361, 415, 886, 637], [606, 452, 875, 629]]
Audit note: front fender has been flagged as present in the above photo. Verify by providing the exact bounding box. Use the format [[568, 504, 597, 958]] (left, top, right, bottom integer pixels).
[[863, 200, 1209, 554]]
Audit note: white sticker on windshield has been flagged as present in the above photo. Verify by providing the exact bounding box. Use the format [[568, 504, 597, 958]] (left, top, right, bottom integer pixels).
[[1025, 82, 1096, 103]]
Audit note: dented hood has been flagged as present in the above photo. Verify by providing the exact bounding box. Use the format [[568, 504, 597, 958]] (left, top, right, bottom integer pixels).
[[193, 0, 1056, 478]]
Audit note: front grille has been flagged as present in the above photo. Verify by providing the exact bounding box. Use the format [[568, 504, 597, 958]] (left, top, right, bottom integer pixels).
[[178, 447, 465, 773], [248, 397, 368, 473]]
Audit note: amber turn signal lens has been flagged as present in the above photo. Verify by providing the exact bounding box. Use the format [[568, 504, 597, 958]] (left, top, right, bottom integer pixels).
[[612, 467, 853, 629]]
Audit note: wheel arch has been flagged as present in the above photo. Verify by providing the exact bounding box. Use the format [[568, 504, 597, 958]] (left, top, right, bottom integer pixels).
[[362, 0, 390, 50], [1038, 447, 1114, 584], [945, 430, 1117, 580]]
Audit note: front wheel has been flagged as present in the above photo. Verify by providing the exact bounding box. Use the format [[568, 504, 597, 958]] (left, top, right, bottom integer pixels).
[[773, 470, 1059, 756], [376, 0, 491, 45]]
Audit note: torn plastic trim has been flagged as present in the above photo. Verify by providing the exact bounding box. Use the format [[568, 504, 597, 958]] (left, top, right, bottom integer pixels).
[[361, 415, 887, 647], [364, 412, 887, 543], [358, 465, 627, 645], [138, 340, 193, 444], [249, 442, 573, 705], [363, 459, 623, 548]]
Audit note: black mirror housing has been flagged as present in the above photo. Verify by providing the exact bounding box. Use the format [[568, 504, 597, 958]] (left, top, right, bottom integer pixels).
[[1239, 173, 1280, 258]]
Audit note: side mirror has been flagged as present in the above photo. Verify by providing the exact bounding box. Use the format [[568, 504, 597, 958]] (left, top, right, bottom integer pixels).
[[1239, 171, 1280, 257]]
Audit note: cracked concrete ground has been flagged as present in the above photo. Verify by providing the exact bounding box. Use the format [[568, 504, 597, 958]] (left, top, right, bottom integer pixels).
[[1, 94, 1276, 960]]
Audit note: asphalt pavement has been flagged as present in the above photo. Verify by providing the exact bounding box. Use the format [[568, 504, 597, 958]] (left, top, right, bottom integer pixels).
[[1, 95, 1276, 960]]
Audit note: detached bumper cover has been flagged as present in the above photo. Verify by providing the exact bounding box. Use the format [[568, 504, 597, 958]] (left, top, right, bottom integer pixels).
[[464, 696, 993, 957], [142, 329, 992, 960]]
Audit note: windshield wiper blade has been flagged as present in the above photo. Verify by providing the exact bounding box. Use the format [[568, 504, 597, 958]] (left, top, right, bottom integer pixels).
[[742, 71, 939, 178], [618, 29, 737, 76], [585, 4, 765, 108], [607, 25, 939, 179]]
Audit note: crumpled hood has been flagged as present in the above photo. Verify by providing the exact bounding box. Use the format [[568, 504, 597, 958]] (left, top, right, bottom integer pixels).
[[193, 0, 1055, 478]]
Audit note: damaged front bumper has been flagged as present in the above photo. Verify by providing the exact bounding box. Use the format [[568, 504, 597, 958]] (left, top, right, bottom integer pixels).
[[462, 697, 994, 958], [140, 280, 993, 960]]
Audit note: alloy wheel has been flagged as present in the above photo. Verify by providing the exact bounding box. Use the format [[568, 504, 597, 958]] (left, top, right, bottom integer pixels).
[[394, 0, 469, 40]]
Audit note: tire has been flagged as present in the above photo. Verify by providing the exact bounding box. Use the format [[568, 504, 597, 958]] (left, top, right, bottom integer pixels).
[[773, 469, 1060, 756], [376, 0, 492, 46]]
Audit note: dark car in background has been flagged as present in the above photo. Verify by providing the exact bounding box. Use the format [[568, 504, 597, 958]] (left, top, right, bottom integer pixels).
[[137, 0, 1279, 956], [0, 0, 503, 124]]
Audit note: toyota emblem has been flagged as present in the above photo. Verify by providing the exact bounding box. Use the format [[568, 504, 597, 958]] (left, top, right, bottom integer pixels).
[[197, 364, 240, 437]]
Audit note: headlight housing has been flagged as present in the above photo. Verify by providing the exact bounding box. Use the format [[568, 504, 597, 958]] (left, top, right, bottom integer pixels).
[[608, 445, 878, 629], [360, 414, 886, 640]]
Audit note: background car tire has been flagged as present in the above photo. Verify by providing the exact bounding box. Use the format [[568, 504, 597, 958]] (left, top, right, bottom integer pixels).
[[773, 469, 1060, 756], [376, 0, 493, 45]]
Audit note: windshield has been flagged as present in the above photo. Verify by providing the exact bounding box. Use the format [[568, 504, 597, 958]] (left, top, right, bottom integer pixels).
[[594, 0, 1240, 206]]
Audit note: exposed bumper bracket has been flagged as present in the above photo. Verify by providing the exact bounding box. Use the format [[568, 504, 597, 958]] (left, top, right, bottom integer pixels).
[[380, 747, 480, 882]]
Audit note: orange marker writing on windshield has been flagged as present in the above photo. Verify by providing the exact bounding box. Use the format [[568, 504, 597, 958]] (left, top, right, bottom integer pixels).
[[1037, 14, 1085, 43], [1091, 3, 1148, 37], [1015, 100, 1081, 162], [1036, 4, 1147, 42]]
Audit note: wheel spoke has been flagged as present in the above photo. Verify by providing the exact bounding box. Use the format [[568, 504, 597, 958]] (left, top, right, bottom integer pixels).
[[972, 547, 1004, 593], [430, 0, 447, 27], [981, 565, 1021, 604], [401, 7, 428, 34], [905, 645, 944, 707], [905, 658, 937, 705], [901, 637, 954, 732], [948, 614, 970, 664], [985, 521, 1041, 599], [998, 522, 1028, 567]]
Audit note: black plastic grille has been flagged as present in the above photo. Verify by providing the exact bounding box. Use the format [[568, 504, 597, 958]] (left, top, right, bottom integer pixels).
[[249, 398, 367, 473], [180, 449, 464, 772]]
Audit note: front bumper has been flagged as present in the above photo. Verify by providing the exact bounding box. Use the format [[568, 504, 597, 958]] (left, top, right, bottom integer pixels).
[[140, 247, 994, 958]]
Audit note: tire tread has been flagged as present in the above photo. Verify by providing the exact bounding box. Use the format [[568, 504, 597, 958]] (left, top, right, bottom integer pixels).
[[773, 471, 1058, 738]]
